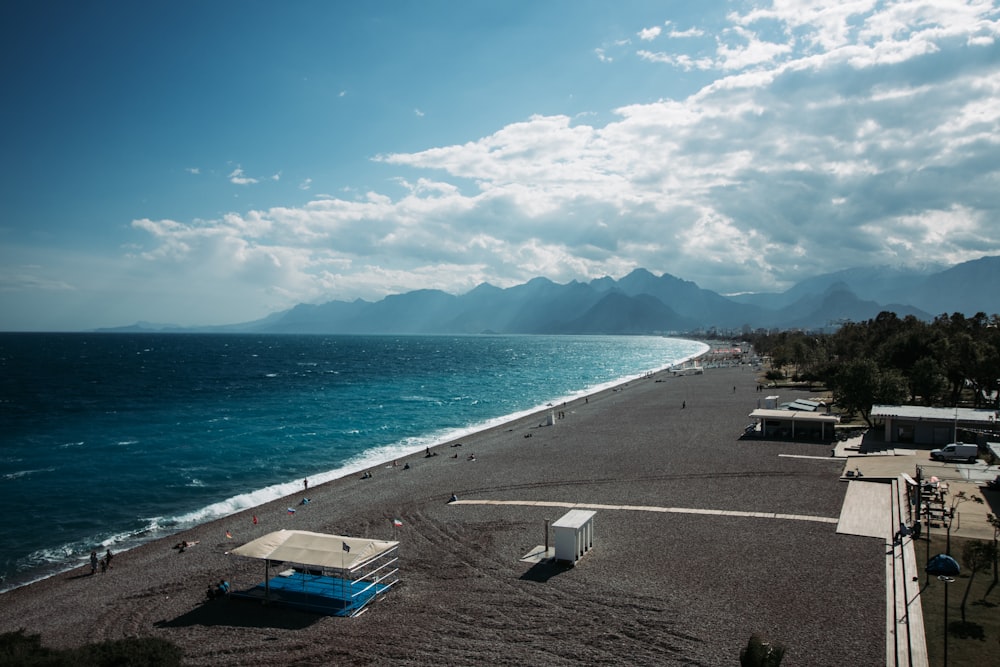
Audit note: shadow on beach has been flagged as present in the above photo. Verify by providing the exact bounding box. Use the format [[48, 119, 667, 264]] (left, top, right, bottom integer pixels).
[[518, 560, 573, 584], [154, 598, 321, 631]]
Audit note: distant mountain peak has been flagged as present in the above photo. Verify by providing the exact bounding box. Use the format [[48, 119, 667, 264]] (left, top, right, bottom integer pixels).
[[109, 256, 999, 335]]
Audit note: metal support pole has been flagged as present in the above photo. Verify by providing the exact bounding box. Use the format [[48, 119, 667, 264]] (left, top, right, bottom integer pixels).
[[944, 580, 950, 667], [925, 507, 931, 587]]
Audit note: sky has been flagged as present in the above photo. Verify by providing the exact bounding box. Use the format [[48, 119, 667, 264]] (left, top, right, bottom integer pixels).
[[2, 1, 999, 331]]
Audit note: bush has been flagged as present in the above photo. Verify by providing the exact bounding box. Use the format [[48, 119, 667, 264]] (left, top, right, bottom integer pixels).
[[0, 631, 182, 667], [0, 630, 58, 666], [740, 634, 785, 666]]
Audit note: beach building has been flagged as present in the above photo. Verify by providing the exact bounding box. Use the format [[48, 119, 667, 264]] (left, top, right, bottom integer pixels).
[[870, 405, 1000, 445], [230, 530, 400, 617], [746, 408, 840, 440]]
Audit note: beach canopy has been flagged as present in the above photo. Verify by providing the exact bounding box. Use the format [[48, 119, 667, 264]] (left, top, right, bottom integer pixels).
[[232, 529, 398, 572]]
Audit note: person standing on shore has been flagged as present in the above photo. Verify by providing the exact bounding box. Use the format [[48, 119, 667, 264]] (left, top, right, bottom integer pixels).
[[89, 551, 98, 575], [303, 478, 308, 490]]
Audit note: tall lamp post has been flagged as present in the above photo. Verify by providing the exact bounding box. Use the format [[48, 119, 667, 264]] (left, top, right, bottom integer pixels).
[[926, 553, 960, 667]]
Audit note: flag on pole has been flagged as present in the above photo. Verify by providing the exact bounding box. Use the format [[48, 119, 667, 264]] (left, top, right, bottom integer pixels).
[[392, 518, 403, 527], [342, 541, 351, 553]]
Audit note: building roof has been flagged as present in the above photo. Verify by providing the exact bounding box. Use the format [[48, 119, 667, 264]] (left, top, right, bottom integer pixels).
[[870, 405, 999, 424], [788, 399, 824, 412], [232, 530, 399, 572], [748, 409, 840, 423]]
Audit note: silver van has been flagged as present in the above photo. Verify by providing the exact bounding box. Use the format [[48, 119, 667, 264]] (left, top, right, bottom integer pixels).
[[929, 443, 978, 463]]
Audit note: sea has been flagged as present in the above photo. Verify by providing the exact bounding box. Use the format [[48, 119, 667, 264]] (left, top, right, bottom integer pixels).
[[0, 332, 707, 592]]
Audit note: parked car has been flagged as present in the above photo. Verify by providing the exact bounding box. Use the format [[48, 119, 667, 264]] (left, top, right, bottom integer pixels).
[[929, 443, 978, 463]]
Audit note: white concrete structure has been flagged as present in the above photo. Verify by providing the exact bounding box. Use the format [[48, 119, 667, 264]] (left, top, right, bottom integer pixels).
[[552, 509, 595, 565], [870, 405, 999, 445], [747, 408, 840, 440]]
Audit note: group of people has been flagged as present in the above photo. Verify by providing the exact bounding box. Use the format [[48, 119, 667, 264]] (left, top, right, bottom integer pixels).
[[206, 579, 230, 600], [89, 549, 113, 575]]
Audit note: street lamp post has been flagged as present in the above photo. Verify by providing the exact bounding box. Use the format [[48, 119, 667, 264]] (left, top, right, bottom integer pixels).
[[926, 553, 961, 667]]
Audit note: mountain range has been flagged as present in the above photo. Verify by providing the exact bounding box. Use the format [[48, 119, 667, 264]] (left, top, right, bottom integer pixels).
[[105, 255, 1000, 335]]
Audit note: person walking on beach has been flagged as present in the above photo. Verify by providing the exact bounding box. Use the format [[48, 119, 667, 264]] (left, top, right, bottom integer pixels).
[[105, 549, 113, 569], [303, 478, 308, 490], [89, 551, 99, 575]]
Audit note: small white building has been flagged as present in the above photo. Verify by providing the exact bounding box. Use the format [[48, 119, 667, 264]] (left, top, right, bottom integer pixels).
[[552, 509, 595, 565]]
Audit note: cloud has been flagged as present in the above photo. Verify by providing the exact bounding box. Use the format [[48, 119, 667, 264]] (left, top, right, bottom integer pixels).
[[129, 0, 1000, 313], [228, 167, 259, 185], [669, 27, 704, 39], [638, 26, 662, 41]]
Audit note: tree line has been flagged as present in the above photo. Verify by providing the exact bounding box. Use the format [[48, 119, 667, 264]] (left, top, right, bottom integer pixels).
[[745, 312, 1000, 426]]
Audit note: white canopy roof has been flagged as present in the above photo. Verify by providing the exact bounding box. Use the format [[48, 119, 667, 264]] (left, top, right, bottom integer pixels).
[[748, 408, 840, 423], [232, 529, 398, 572]]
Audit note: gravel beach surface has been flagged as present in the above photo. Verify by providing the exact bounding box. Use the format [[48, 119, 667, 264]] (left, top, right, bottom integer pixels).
[[0, 366, 884, 666]]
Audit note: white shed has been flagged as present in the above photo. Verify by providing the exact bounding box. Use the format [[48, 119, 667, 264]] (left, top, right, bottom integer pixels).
[[552, 509, 595, 565]]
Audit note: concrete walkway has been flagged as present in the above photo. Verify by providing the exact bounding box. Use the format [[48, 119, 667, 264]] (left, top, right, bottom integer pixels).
[[836, 480, 891, 539], [450, 499, 840, 525]]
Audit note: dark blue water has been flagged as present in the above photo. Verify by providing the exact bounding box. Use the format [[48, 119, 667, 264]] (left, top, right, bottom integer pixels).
[[0, 333, 706, 590]]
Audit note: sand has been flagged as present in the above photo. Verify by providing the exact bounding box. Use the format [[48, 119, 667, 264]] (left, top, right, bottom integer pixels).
[[0, 366, 885, 666]]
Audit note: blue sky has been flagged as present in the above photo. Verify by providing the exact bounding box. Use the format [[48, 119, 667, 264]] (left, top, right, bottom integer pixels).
[[2, 1, 999, 330]]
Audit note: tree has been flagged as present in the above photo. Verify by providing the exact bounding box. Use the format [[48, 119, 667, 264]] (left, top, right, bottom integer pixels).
[[829, 358, 907, 426], [959, 540, 996, 623], [907, 356, 947, 406], [986, 514, 1000, 598]]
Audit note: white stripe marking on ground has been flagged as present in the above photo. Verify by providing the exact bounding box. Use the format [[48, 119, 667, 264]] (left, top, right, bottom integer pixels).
[[778, 454, 844, 460], [451, 500, 838, 524]]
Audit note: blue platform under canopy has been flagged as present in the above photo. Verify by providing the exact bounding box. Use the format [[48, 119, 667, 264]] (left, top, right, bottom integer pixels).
[[230, 530, 400, 617]]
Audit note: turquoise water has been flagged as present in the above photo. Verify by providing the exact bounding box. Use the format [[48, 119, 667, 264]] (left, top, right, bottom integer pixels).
[[0, 333, 706, 590]]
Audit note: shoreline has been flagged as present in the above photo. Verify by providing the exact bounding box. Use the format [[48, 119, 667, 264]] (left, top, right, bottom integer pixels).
[[0, 361, 884, 665], [1, 340, 711, 595]]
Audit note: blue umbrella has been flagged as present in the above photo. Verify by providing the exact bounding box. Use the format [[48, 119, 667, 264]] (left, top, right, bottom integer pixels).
[[925, 553, 960, 577]]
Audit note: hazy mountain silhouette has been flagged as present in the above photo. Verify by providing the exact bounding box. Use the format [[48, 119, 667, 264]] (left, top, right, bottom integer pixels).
[[102, 256, 1000, 334]]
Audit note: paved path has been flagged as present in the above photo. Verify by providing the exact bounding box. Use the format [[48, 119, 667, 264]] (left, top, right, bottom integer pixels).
[[837, 480, 892, 539], [451, 499, 840, 525]]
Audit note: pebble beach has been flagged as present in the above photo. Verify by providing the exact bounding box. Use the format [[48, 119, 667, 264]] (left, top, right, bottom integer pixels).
[[0, 366, 885, 666]]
